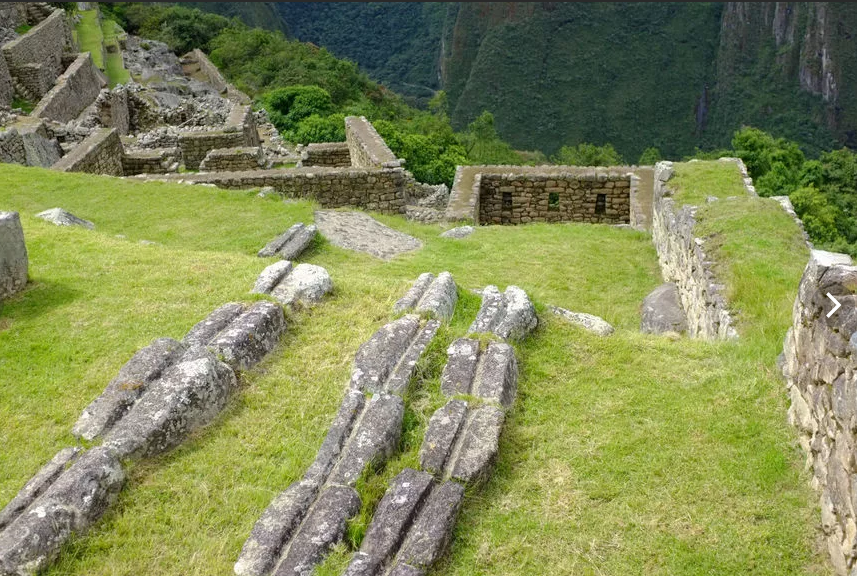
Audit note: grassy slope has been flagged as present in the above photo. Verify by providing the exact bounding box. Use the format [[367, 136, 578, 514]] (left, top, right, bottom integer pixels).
[[0, 162, 824, 575], [101, 19, 130, 87], [75, 10, 104, 69]]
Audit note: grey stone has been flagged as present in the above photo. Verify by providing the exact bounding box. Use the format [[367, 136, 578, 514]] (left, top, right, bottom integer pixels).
[[183, 302, 246, 347], [314, 210, 422, 260], [328, 393, 404, 487], [257, 186, 276, 198], [0, 447, 81, 532], [468, 286, 505, 334], [72, 337, 187, 440], [234, 480, 318, 576], [494, 286, 537, 340], [393, 273, 435, 315], [440, 226, 474, 239], [35, 207, 94, 229], [251, 260, 293, 295], [209, 301, 286, 371], [272, 486, 361, 576], [550, 306, 615, 336], [475, 343, 518, 409], [258, 223, 316, 260], [440, 339, 480, 398], [451, 406, 505, 484], [419, 400, 468, 477], [641, 283, 688, 334], [415, 272, 457, 321], [303, 389, 366, 487], [387, 564, 426, 576], [351, 315, 420, 393], [102, 348, 237, 459], [396, 481, 465, 569], [0, 212, 27, 300], [385, 319, 440, 395], [270, 263, 332, 308], [0, 447, 124, 576], [344, 468, 434, 576]]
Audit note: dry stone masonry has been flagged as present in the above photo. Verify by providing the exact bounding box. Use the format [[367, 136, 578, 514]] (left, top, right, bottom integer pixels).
[[0, 211, 27, 300], [298, 142, 352, 168], [52, 127, 123, 176], [31, 52, 106, 123], [393, 272, 458, 321], [782, 249, 857, 576], [200, 146, 266, 172], [1, 9, 69, 99], [651, 161, 738, 340], [258, 222, 317, 260], [345, 115, 401, 169]]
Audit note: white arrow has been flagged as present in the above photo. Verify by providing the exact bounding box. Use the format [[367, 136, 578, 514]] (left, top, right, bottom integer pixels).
[[827, 292, 842, 318]]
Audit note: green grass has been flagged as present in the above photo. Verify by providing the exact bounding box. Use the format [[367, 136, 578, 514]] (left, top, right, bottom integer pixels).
[[671, 159, 749, 206], [10, 96, 33, 114], [75, 10, 104, 69], [0, 162, 825, 575], [101, 19, 130, 86], [14, 24, 31, 34]]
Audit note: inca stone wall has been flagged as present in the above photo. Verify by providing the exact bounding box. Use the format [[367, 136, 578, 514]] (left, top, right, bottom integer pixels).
[[782, 250, 857, 576], [651, 161, 737, 340], [200, 146, 264, 172], [1, 10, 68, 98], [0, 128, 25, 164], [299, 142, 351, 167], [32, 52, 106, 123], [0, 211, 28, 300], [53, 127, 123, 176], [149, 167, 409, 214], [0, 3, 28, 30], [0, 51, 12, 107], [478, 171, 631, 225], [345, 115, 401, 169], [95, 85, 130, 135], [122, 148, 176, 175], [185, 48, 249, 104], [179, 105, 258, 170], [0, 118, 61, 167]]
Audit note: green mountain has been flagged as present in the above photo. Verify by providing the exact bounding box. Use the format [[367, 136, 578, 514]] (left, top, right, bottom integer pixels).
[[192, 2, 857, 160]]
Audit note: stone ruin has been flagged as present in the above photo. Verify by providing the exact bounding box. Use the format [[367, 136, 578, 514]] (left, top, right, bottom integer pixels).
[[0, 211, 27, 300]]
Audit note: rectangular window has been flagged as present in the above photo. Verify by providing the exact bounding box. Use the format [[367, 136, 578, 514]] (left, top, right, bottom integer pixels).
[[502, 192, 513, 210], [595, 193, 606, 215], [548, 192, 559, 208]]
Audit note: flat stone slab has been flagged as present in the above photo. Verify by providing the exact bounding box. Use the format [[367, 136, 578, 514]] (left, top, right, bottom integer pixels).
[[641, 282, 688, 334], [35, 207, 94, 229], [440, 226, 474, 239], [183, 302, 246, 347], [395, 480, 465, 570], [251, 261, 293, 295], [550, 306, 615, 336], [258, 222, 317, 260], [0, 211, 28, 300], [393, 272, 458, 321], [303, 389, 366, 487], [469, 285, 537, 340], [440, 339, 517, 407], [270, 263, 333, 308], [314, 210, 422, 260], [209, 301, 287, 371]]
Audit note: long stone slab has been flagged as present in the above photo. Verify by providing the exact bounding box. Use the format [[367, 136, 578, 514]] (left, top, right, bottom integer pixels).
[[469, 285, 537, 340], [258, 223, 317, 260], [350, 315, 440, 395], [315, 210, 421, 260], [72, 337, 187, 440], [183, 302, 246, 347], [393, 272, 457, 321], [393, 480, 465, 571], [0, 447, 124, 575], [440, 339, 517, 408], [209, 301, 286, 371]]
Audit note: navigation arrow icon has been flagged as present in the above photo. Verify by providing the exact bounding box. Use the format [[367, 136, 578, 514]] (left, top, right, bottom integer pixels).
[[827, 292, 842, 318]]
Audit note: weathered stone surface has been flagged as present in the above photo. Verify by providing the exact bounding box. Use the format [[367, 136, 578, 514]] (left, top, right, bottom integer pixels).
[[351, 315, 420, 393], [209, 301, 286, 370], [103, 348, 237, 459], [304, 389, 366, 487], [419, 400, 468, 477], [234, 480, 318, 576], [439, 226, 474, 239], [183, 302, 246, 347], [314, 210, 422, 260], [393, 273, 435, 315], [270, 263, 332, 308], [396, 481, 465, 569], [440, 339, 480, 398], [328, 394, 404, 487], [0, 211, 28, 300], [258, 223, 316, 260], [550, 306, 615, 336], [0, 447, 124, 576], [0, 447, 81, 532], [385, 320, 440, 395], [641, 282, 688, 334], [494, 286, 537, 340], [251, 260, 293, 295], [475, 343, 518, 408], [344, 469, 434, 576], [387, 563, 426, 576], [72, 337, 187, 440], [272, 486, 361, 576], [451, 406, 505, 484], [469, 285, 505, 334], [415, 272, 457, 321], [35, 207, 94, 229]]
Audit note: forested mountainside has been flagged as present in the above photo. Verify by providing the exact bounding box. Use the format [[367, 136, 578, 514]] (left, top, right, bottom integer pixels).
[[191, 2, 857, 161]]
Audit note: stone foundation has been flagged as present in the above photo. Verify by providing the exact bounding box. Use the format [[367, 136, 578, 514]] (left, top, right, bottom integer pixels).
[[122, 148, 177, 175], [200, 146, 265, 172], [178, 105, 259, 170], [53, 128, 123, 176], [298, 142, 351, 167], [32, 52, 106, 123]]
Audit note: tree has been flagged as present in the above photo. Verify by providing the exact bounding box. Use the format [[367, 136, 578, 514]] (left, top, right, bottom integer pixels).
[[287, 113, 345, 144], [552, 143, 624, 166], [790, 186, 840, 244], [262, 85, 334, 134], [638, 147, 662, 165]]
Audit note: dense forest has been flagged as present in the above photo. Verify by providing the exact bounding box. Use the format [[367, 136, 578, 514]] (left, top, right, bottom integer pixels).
[[101, 2, 857, 255]]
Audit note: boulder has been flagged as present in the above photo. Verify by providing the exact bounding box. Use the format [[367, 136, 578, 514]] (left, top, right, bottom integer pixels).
[[393, 272, 458, 321], [494, 286, 538, 340], [35, 208, 94, 229], [251, 260, 293, 295], [270, 263, 332, 308], [440, 226, 474, 239], [209, 301, 286, 371], [550, 306, 615, 336], [0, 211, 28, 300], [641, 283, 688, 334]]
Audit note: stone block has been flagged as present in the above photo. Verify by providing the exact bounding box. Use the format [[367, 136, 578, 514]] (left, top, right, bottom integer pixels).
[[440, 339, 517, 408], [183, 302, 246, 347], [393, 272, 457, 321], [395, 481, 465, 569], [251, 261, 293, 295], [550, 306, 615, 336], [303, 389, 366, 487], [269, 263, 332, 308], [641, 283, 688, 334], [258, 223, 317, 260], [209, 301, 286, 371], [0, 211, 28, 300]]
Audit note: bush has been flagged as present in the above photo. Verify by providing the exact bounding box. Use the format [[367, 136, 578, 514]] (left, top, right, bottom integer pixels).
[[638, 147, 663, 165], [552, 142, 624, 166], [262, 86, 335, 134], [287, 113, 346, 144], [790, 186, 840, 244]]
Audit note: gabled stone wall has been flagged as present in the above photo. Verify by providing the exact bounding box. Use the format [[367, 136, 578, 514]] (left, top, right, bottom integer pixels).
[[345, 115, 400, 169], [32, 52, 106, 123], [53, 128, 123, 176], [298, 142, 351, 167], [179, 105, 259, 170], [1, 10, 69, 98]]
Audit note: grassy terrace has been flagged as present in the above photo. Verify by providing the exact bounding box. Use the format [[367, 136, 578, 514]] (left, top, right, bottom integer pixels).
[[0, 161, 822, 575], [74, 9, 129, 87]]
